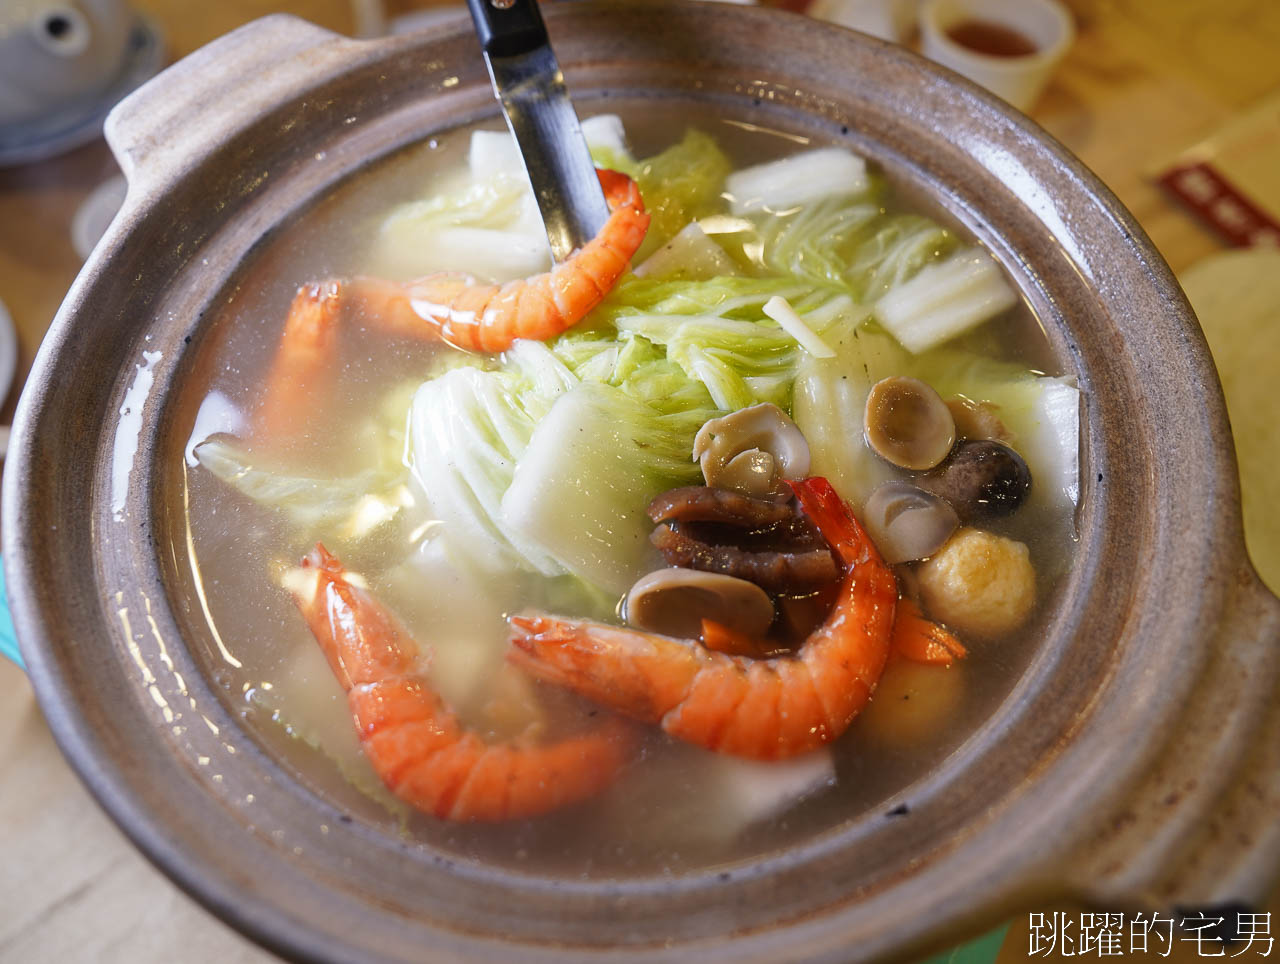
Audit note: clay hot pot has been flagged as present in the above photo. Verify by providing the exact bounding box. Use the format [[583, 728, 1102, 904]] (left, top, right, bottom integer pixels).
[[5, 6, 1278, 961]]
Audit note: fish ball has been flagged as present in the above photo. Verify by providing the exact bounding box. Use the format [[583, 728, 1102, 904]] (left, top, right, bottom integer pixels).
[[917, 527, 1035, 639]]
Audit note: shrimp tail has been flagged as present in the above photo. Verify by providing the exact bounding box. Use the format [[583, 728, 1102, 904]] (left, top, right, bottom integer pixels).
[[891, 597, 967, 665]]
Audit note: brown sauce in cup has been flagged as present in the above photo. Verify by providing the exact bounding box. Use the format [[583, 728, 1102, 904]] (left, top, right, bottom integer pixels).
[[946, 19, 1039, 57]]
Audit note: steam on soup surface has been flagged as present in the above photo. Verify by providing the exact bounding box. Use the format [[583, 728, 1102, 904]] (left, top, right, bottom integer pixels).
[[182, 104, 1079, 874]]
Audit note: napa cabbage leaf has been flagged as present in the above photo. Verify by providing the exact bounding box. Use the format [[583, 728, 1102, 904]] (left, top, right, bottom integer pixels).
[[596, 277, 866, 410], [369, 115, 642, 282], [406, 336, 714, 591], [193, 382, 420, 561], [402, 273, 876, 591], [713, 198, 960, 301], [629, 129, 732, 260], [793, 322, 1079, 516]]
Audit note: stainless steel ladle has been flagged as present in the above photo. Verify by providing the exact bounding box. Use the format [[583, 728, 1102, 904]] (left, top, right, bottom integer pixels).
[[464, 0, 611, 261]]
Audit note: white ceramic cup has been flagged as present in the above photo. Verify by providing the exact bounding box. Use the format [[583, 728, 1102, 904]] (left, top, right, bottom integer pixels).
[[918, 0, 1074, 112], [808, 0, 918, 44], [0, 0, 133, 128]]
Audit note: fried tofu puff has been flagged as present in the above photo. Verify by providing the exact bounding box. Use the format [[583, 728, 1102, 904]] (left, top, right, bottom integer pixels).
[[917, 527, 1035, 640]]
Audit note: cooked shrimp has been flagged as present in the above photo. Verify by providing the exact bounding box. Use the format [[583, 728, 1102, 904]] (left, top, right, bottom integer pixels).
[[700, 597, 965, 667], [508, 477, 897, 760], [890, 596, 967, 666], [257, 280, 342, 440], [256, 169, 647, 438], [290, 544, 635, 821], [403, 168, 647, 352]]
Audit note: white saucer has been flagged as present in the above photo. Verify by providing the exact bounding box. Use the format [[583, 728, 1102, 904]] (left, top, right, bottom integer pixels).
[[0, 16, 164, 168]]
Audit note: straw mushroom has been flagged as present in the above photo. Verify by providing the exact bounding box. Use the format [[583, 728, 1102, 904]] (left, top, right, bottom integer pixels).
[[862, 481, 960, 564], [693, 403, 810, 498], [864, 376, 956, 471], [624, 568, 775, 639]]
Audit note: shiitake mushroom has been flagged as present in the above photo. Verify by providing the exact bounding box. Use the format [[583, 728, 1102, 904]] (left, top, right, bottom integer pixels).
[[920, 439, 1032, 522], [693, 403, 810, 499]]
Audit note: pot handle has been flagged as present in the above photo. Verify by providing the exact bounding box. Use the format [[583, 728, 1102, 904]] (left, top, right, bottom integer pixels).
[[104, 15, 346, 190], [1066, 563, 1280, 915]]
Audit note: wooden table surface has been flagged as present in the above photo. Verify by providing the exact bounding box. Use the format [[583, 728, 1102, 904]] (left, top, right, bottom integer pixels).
[[2, 1, 1277, 960]]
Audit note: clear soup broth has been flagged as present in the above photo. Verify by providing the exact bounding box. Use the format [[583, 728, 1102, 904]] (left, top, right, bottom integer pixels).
[[179, 100, 1078, 876]]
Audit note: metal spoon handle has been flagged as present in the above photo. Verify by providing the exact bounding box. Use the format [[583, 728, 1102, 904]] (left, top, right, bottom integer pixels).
[[464, 0, 610, 262]]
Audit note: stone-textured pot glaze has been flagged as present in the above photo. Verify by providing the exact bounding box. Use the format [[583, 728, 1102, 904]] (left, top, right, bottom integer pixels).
[[5, 7, 1278, 962]]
